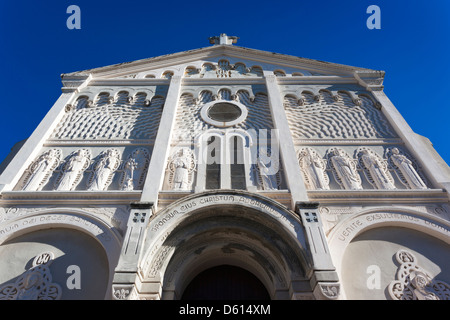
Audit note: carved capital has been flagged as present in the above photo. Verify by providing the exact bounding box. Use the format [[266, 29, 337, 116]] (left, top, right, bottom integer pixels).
[[314, 282, 340, 300], [112, 284, 135, 300]]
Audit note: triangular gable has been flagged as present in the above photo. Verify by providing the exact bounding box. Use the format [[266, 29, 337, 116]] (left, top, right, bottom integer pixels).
[[62, 45, 383, 81]]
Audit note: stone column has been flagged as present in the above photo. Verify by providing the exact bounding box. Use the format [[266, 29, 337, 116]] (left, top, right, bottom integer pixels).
[[264, 73, 309, 208]]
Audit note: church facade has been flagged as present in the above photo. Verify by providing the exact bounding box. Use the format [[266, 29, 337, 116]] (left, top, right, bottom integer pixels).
[[0, 34, 449, 300]]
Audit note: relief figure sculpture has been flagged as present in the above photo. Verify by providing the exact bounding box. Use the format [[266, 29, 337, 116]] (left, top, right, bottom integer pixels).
[[298, 148, 329, 190], [55, 149, 90, 191], [87, 149, 120, 191], [22, 149, 60, 191], [359, 149, 395, 190], [389, 148, 427, 189], [329, 149, 362, 190]]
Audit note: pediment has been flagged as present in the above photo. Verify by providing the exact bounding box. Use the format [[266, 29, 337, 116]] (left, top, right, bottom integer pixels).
[[62, 45, 383, 82]]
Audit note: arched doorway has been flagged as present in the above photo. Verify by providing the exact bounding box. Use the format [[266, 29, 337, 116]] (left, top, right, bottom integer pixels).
[[139, 191, 312, 300], [181, 265, 270, 300]]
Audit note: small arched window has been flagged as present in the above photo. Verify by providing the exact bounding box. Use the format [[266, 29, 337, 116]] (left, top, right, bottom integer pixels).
[[205, 135, 221, 190]]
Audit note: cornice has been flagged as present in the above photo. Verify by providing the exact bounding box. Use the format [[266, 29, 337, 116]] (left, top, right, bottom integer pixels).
[[44, 139, 155, 147], [307, 189, 448, 204], [293, 138, 403, 146], [0, 191, 142, 205]]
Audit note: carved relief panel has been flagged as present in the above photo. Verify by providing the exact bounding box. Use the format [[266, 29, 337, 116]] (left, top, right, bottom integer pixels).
[[298, 147, 330, 190], [295, 146, 430, 191], [54, 149, 91, 191], [51, 90, 165, 141], [16, 147, 152, 191], [20, 149, 62, 191], [284, 90, 397, 140], [166, 148, 196, 191]]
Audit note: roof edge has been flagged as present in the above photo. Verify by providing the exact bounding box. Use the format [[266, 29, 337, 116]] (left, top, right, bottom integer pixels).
[[62, 44, 383, 78]]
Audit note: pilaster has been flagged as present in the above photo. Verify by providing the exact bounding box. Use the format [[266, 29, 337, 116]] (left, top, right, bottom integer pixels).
[[264, 73, 309, 208], [140, 75, 182, 208], [295, 201, 340, 299], [112, 201, 154, 300]]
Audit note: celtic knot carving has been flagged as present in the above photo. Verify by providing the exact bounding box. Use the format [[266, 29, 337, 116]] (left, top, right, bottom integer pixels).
[[388, 249, 450, 300], [0, 252, 62, 300]]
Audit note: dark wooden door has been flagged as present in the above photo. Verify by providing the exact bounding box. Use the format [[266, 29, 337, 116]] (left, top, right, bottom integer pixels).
[[181, 265, 270, 300]]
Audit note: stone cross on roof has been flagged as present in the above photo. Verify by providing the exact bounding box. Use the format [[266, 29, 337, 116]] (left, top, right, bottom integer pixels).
[[209, 33, 239, 45]]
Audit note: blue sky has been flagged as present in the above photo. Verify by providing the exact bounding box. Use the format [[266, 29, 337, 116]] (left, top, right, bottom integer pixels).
[[0, 0, 449, 167]]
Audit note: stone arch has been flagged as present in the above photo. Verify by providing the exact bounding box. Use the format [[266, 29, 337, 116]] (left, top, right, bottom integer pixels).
[[138, 190, 312, 300], [327, 207, 450, 299], [0, 208, 122, 299]]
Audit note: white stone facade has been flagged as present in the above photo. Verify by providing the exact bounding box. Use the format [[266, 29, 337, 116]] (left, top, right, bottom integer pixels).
[[0, 34, 449, 300]]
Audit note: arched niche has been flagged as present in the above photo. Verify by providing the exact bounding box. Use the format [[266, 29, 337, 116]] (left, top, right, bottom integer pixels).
[[328, 208, 450, 299], [341, 226, 450, 300], [0, 209, 122, 299]]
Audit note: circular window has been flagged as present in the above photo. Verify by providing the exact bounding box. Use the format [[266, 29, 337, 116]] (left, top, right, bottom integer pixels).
[[208, 102, 242, 122], [200, 100, 248, 127]]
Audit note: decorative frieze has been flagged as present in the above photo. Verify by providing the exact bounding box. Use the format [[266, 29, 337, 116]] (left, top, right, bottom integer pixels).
[[51, 92, 165, 140], [296, 146, 430, 192], [184, 59, 263, 78], [284, 91, 397, 139]]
